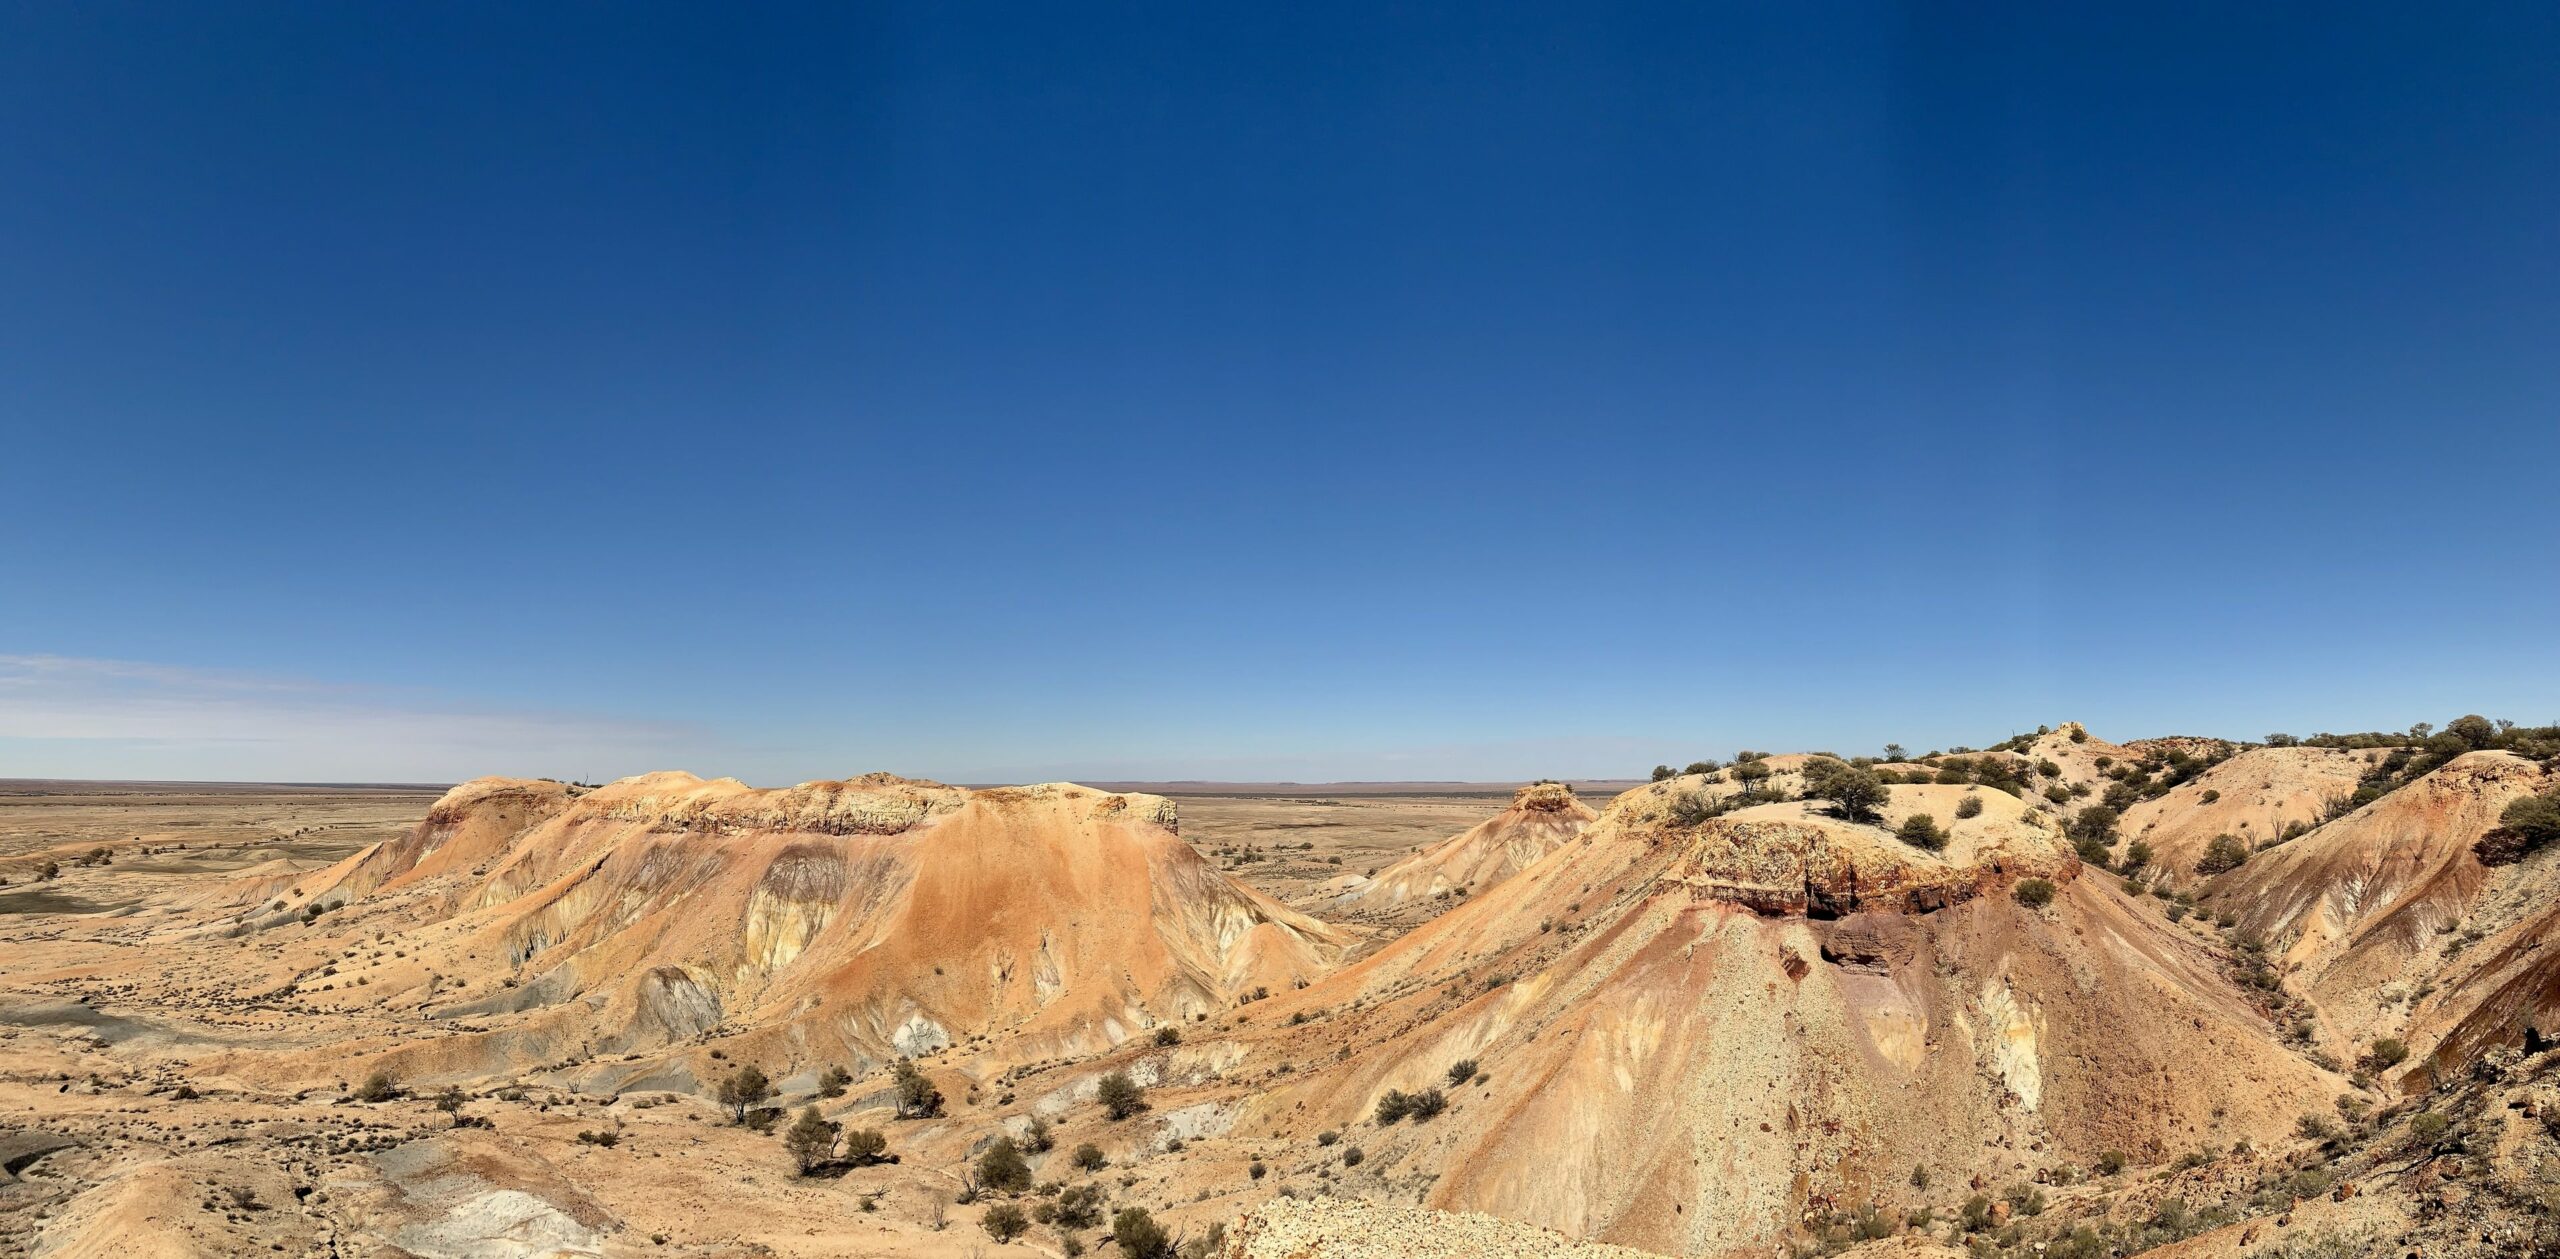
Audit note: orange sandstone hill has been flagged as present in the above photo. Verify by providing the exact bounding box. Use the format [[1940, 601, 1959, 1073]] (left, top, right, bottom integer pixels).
[[1332, 782, 1597, 921], [2207, 750, 2557, 1083], [222, 772, 1345, 1089], [1167, 771, 2339, 1257]]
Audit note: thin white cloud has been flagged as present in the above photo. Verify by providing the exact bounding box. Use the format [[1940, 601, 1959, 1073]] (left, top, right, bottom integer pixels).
[[0, 654, 692, 782]]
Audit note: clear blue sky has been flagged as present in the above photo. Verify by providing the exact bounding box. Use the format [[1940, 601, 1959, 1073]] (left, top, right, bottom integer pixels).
[[4, 4, 2555, 784]]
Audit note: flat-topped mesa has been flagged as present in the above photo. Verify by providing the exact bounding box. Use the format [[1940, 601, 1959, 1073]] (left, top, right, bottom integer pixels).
[[581, 770, 973, 836], [422, 776, 580, 825], [1511, 780, 1580, 813]]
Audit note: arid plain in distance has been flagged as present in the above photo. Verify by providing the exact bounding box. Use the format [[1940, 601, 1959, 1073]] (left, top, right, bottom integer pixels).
[[4, 719, 2557, 1258]]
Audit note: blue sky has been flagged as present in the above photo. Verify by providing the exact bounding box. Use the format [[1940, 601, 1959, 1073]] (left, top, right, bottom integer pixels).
[[4, 4, 2555, 784]]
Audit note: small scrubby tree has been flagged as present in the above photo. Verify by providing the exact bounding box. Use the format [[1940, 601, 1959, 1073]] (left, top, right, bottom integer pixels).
[[2068, 805, 2119, 847], [1112, 1206, 1173, 1259], [784, 1105, 837, 1175], [892, 1059, 943, 1118], [1954, 794, 1983, 819], [1096, 1070, 1146, 1120], [1446, 1059, 1478, 1087], [976, 1134, 1032, 1192], [1071, 1141, 1107, 1171], [356, 1071, 399, 1103], [981, 1202, 1029, 1242], [2195, 834, 2251, 876], [1803, 759, 1888, 824], [841, 1126, 887, 1165], [718, 1065, 773, 1123]]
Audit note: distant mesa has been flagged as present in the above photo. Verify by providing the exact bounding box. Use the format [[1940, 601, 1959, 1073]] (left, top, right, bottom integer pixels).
[[252, 770, 1343, 1087]]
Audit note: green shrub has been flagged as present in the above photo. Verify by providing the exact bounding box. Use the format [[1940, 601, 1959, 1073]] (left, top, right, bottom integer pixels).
[[1153, 1026, 1180, 1046], [1804, 759, 1889, 823], [2096, 1149, 2126, 1176], [1408, 1088, 1447, 1121], [1341, 1146, 1363, 1167], [2476, 793, 2560, 865], [1112, 1206, 1173, 1259], [976, 1135, 1033, 1192], [892, 1059, 943, 1118], [1096, 1070, 1146, 1120], [356, 1071, 399, 1103], [842, 1127, 887, 1164], [1954, 795, 1983, 819], [1897, 813, 1947, 851], [1446, 1059, 1478, 1087], [981, 1202, 1029, 1242], [2195, 834, 2250, 875], [1049, 1183, 1106, 1230], [2362, 1038, 2409, 1071], [784, 1105, 838, 1175], [2012, 878, 2056, 909], [717, 1065, 773, 1123], [1071, 1142, 1107, 1171]]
